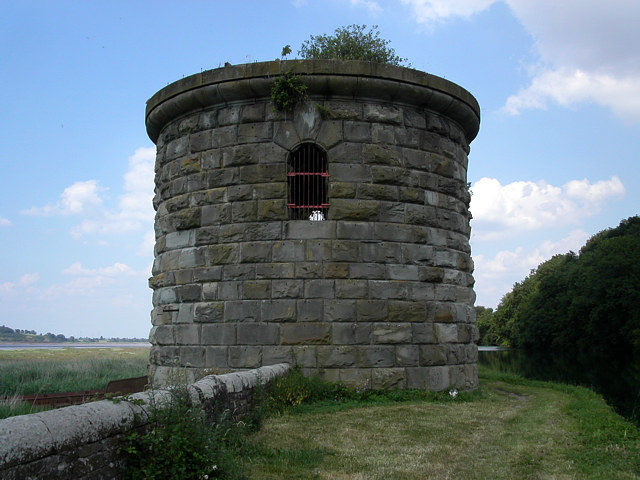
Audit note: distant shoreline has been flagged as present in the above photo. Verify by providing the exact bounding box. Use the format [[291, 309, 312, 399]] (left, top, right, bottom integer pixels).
[[0, 342, 151, 350]]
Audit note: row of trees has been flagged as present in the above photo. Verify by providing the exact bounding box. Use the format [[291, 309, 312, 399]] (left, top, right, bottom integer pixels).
[[0, 325, 146, 343], [477, 216, 640, 356]]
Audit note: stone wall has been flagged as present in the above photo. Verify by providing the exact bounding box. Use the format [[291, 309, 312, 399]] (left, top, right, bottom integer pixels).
[[146, 60, 480, 391], [0, 364, 289, 480]]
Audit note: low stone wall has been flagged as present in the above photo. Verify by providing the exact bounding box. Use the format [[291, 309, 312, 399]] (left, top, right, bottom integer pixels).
[[0, 363, 289, 480]]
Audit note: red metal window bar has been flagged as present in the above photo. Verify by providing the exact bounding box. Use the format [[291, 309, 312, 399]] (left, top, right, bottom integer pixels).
[[287, 143, 329, 220]]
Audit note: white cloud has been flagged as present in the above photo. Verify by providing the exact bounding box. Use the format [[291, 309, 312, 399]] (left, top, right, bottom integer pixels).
[[0, 273, 40, 294], [403, 0, 640, 119], [62, 262, 135, 277], [0, 217, 11, 227], [503, 69, 640, 121], [23, 180, 104, 216], [350, 0, 382, 14], [470, 176, 624, 240], [473, 229, 590, 307], [401, 0, 496, 24], [71, 146, 155, 237]]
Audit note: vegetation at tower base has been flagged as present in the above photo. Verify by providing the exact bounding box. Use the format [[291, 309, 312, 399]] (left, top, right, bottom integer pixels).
[[298, 25, 408, 66], [478, 215, 640, 422]]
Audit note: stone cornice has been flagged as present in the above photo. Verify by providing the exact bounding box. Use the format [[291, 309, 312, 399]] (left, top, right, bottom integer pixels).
[[145, 60, 480, 144]]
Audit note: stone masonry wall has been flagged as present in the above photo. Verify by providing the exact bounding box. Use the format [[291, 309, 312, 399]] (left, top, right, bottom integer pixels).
[[0, 364, 289, 480], [146, 60, 481, 391]]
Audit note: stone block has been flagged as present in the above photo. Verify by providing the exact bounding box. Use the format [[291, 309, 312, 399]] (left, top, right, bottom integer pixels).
[[369, 280, 409, 300], [396, 345, 419, 366], [372, 368, 406, 389], [387, 265, 420, 281], [165, 230, 195, 250], [237, 323, 279, 345], [336, 221, 373, 240], [176, 284, 202, 302], [364, 104, 402, 124], [435, 323, 459, 343], [323, 262, 350, 278], [358, 346, 395, 367], [205, 346, 228, 367], [316, 120, 343, 148], [329, 163, 372, 183], [253, 182, 286, 199], [332, 323, 370, 344], [372, 323, 412, 344], [305, 239, 332, 261], [228, 346, 261, 368], [194, 302, 224, 322], [426, 366, 450, 391], [227, 184, 253, 200], [195, 227, 220, 246], [240, 103, 265, 123], [212, 125, 237, 147], [243, 280, 271, 299], [297, 299, 323, 322], [201, 323, 236, 345], [295, 262, 323, 278], [412, 322, 436, 343], [356, 300, 388, 322], [150, 325, 174, 345], [330, 199, 380, 221], [331, 240, 360, 262], [435, 284, 457, 302], [293, 346, 317, 367], [232, 200, 257, 222], [261, 300, 296, 322], [339, 368, 372, 387], [324, 300, 357, 322], [272, 279, 303, 298], [371, 124, 395, 144], [273, 121, 301, 150], [304, 279, 335, 299], [176, 303, 195, 323], [180, 347, 206, 367], [218, 281, 241, 300], [343, 121, 370, 142], [262, 346, 293, 365], [281, 323, 330, 345], [272, 240, 305, 261], [241, 242, 273, 263], [206, 244, 239, 264], [284, 220, 336, 239], [239, 163, 285, 183], [335, 279, 368, 298], [317, 346, 358, 367], [363, 143, 402, 166], [329, 181, 357, 198], [419, 345, 447, 366], [224, 300, 260, 322], [257, 199, 286, 220], [222, 264, 255, 280], [406, 367, 427, 389], [349, 262, 385, 279], [174, 325, 199, 345], [358, 183, 398, 201], [388, 301, 426, 322], [256, 262, 295, 279]]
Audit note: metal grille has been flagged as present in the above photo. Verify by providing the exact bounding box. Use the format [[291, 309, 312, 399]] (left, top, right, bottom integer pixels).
[[287, 143, 329, 220]]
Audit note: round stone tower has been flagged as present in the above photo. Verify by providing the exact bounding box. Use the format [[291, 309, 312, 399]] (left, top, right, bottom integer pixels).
[[146, 60, 480, 390]]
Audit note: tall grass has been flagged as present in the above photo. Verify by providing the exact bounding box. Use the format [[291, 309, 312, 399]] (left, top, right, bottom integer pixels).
[[0, 347, 149, 396]]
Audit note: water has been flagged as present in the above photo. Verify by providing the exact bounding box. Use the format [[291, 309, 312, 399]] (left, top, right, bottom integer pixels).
[[479, 347, 640, 424], [0, 342, 150, 350]]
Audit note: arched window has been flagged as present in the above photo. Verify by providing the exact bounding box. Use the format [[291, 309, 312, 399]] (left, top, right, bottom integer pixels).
[[287, 143, 329, 220]]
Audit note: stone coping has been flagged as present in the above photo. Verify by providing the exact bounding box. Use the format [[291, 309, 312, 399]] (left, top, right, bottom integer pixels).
[[0, 363, 290, 470], [145, 59, 480, 144]]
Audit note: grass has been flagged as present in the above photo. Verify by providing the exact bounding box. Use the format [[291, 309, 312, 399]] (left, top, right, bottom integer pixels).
[[0, 347, 149, 419], [237, 365, 640, 479]]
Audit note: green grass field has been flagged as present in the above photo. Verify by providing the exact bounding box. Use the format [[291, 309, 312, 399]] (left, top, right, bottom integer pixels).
[[0, 347, 149, 419], [240, 366, 640, 479]]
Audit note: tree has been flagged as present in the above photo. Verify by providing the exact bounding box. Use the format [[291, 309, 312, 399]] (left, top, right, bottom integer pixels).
[[298, 25, 407, 66]]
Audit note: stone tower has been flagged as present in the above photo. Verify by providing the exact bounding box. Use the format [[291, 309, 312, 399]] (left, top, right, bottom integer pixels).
[[146, 60, 480, 390]]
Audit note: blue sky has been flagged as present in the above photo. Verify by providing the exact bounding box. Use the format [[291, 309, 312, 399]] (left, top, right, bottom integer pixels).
[[1, 1, 638, 337]]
